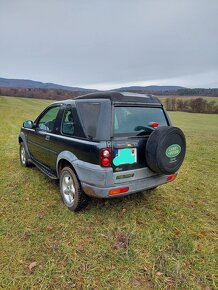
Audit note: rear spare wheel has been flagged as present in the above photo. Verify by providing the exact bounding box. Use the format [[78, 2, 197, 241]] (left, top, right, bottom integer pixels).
[[146, 126, 186, 175]]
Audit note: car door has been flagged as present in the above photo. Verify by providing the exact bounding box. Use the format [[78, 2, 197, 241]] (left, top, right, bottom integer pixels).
[[27, 105, 61, 167], [47, 104, 102, 172], [46, 104, 87, 171]]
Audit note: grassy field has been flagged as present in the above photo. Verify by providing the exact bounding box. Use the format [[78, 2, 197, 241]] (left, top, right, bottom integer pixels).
[[0, 96, 217, 290]]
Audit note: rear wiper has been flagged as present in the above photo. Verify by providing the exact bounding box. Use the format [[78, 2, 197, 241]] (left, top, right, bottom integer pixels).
[[134, 126, 154, 136], [128, 134, 150, 138]]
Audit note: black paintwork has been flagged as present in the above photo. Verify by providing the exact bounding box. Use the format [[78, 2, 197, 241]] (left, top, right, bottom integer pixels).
[[19, 91, 169, 178]]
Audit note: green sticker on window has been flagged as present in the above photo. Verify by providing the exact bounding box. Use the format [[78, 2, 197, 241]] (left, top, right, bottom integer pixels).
[[166, 144, 181, 158]]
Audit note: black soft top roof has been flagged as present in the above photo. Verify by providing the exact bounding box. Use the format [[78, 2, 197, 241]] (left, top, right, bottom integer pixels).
[[75, 91, 161, 105], [54, 91, 161, 105]]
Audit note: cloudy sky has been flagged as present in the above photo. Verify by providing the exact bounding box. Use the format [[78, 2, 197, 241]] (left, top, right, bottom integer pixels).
[[0, 0, 218, 89]]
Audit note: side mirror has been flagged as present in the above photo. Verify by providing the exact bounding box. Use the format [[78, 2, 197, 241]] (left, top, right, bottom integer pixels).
[[23, 120, 34, 129]]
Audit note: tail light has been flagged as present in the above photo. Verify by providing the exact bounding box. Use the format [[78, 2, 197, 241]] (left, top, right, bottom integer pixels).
[[100, 148, 112, 167]]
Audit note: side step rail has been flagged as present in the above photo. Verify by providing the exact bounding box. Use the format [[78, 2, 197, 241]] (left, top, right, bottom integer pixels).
[[31, 159, 58, 180]]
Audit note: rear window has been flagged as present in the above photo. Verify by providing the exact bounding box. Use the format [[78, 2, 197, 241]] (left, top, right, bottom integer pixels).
[[114, 106, 168, 136]]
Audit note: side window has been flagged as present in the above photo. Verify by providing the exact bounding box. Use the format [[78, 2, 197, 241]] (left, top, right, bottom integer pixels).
[[62, 108, 75, 135], [36, 106, 60, 132], [62, 106, 85, 138], [76, 102, 101, 139]]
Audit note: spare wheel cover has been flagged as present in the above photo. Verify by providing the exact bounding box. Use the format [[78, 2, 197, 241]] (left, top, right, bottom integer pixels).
[[146, 126, 186, 175]]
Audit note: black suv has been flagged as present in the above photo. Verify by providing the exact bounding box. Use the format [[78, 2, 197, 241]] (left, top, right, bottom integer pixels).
[[19, 92, 186, 211]]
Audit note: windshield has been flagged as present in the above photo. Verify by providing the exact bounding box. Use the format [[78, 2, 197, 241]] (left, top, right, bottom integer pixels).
[[114, 106, 168, 136]]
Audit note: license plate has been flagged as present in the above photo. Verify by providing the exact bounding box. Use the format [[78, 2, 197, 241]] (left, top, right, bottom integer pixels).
[[114, 148, 137, 166]]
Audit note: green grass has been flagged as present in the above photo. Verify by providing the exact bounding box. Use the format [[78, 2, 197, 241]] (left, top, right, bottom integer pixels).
[[0, 96, 217, 290]]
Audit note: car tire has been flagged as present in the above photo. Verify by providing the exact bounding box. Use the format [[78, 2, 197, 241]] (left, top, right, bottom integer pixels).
[[19, 142, 31, 167], [146, 126, 186, 175], [59, 166, 89, 212]]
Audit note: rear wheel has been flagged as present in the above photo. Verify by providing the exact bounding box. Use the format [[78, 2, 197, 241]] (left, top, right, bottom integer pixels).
[[59, 166, 88, 212], [19, 143, 31, 167]]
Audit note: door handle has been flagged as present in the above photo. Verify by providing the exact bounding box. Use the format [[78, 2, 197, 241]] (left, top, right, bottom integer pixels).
[[45, 135, 50, 141]]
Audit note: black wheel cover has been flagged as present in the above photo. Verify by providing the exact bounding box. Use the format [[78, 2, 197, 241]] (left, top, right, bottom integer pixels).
[[146, 126, 186, 175]]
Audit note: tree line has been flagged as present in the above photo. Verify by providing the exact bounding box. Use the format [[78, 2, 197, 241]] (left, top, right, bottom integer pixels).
[[0, 87, 87, 100], [165, 97, 218, 114], [1, 86, 218, 99], [0, 87, 218, 114]]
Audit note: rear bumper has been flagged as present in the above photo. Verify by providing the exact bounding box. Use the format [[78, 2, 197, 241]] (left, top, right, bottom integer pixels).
[[81, 173, 172, 198]]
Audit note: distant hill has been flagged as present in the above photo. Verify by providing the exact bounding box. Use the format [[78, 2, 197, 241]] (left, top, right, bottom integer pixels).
[[0, 78, 185, 92], [116, 85, 186, 92], [115, 85, 218, 97], [0, 77, 95, 92], [0, 77, 218, 99]]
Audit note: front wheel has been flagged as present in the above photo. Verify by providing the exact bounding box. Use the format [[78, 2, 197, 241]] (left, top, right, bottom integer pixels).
[[59, 167, 89, 212], [19, 143, 31, 167]]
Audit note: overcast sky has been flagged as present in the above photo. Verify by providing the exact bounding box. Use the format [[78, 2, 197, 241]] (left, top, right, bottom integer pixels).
[[0, 0, 218, 89]]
